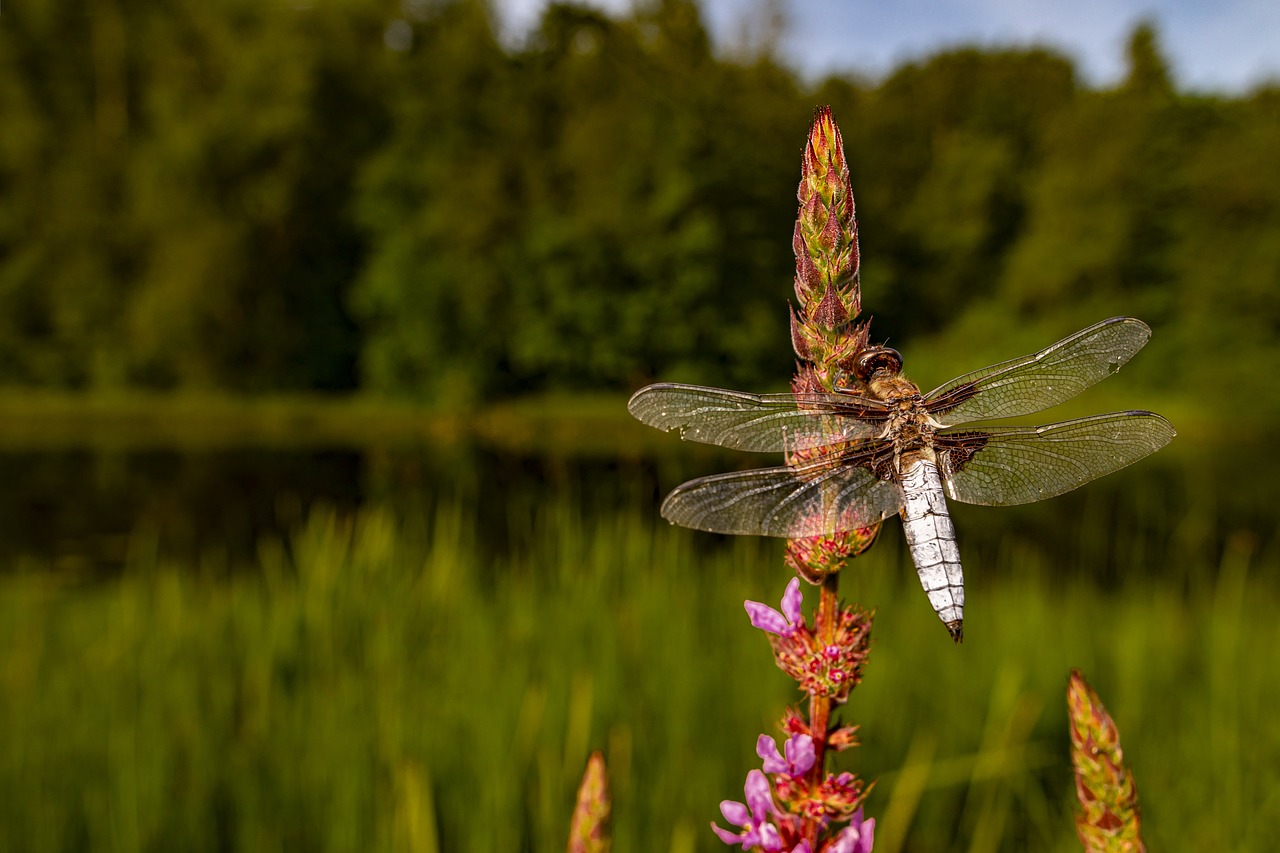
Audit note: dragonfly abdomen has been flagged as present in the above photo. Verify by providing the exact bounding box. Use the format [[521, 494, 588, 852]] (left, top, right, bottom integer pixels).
[[899, 457, 966, 643]]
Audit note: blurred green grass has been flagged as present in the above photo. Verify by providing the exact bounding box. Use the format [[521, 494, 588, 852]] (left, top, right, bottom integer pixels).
[[0, 493, 1275, 851]]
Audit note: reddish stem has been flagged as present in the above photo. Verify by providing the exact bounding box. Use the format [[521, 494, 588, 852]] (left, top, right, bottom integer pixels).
[[803, 571, 841, 847]]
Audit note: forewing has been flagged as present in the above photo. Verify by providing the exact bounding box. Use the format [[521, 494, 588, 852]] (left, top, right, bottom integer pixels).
[[628, 383, 889, 452], [924, 317, 1152, 426], [660, 444, 904, 538], [937, 411, 1175, 506]]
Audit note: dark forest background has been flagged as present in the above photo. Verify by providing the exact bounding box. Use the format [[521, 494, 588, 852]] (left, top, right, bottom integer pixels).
[[3, 0, 1277, 414]]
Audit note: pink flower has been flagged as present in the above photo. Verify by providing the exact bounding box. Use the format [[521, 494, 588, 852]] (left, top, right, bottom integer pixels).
[[825, 808, 874, 853], [745, 578, 804, 637], [712, 770, 783, 850], [757, 733, 816, 778]]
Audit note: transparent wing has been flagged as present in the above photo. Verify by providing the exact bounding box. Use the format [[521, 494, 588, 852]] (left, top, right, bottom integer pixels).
[[628, 383, 890, 452], [660, 446, 904, 538], [938, 411, 1175, 506], [923, 317, 1152, 426]]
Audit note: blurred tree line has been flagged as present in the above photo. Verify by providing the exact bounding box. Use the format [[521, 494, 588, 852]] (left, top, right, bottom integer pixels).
[[1, 0, 1277, 409]]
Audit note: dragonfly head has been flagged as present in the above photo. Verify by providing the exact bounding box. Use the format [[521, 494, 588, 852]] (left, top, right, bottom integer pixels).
[[854, 347, 903, 381]]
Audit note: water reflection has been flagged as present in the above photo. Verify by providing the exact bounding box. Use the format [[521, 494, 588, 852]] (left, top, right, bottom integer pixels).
[[0, 450, 364, 572], [0, 437, 1268, 585]]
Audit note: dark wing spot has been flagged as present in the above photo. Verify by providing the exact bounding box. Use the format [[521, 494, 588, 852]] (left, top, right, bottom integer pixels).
[[924, 381, 980, 417], [935, 431, 991, 475], [794, 441, 897, 484]]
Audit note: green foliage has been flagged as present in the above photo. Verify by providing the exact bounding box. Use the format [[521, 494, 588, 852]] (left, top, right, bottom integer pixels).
[[351, 0, 517, 403], [841, 48, 1078, 339], [353, 0, 803, 401], [0, 0, 381, 390], [2, 4, 1279, 408]]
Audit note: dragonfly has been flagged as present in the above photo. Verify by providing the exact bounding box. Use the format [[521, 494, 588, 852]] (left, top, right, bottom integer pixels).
[[627, 317, 1175, 643]]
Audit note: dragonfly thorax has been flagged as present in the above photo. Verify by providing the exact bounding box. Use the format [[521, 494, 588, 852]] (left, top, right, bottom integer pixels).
[[884, 403, 938, 469], [867, 372, 923, 403]]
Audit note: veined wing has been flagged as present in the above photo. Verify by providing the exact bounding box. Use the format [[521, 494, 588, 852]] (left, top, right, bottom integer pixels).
[[628, 383, 890, 452], [937, 411, 1175, 506], [660, 444, 904, 538], [923, 317, 1152, 426]]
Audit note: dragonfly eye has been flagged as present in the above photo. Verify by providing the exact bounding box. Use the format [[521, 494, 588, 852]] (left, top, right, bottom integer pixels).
[[855, 347, 903, 380]]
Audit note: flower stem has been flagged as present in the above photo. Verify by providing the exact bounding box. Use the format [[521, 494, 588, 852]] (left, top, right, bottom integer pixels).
[[817, 571, 841, 645], [802, 572, 841, 845]]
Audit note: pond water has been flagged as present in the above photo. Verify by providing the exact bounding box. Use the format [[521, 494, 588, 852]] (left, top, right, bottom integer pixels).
[[0, 432, 1272, 588]]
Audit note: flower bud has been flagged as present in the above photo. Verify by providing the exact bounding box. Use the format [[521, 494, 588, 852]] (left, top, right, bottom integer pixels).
[[1068, 671, 1145, 853], [567, 752, 611, 853]]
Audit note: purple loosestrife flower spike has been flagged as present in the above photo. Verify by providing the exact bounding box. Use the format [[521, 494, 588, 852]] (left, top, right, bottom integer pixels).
[[785, 108, 880, 583], [716, 107, 881, 853], [745, 578, 804, 637], [758, 733, 816, 778], [712, 770, 784, 850]]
